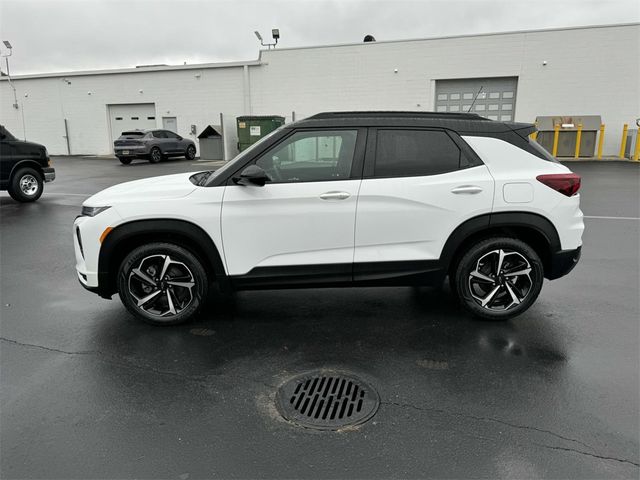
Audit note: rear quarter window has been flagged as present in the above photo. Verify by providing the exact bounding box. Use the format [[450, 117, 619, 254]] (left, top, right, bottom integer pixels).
[[374, 129, 462, 177]]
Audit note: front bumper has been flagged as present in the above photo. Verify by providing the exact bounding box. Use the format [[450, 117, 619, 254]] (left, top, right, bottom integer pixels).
[[546, 246, 582, 280], [43, 167, 55, 183]]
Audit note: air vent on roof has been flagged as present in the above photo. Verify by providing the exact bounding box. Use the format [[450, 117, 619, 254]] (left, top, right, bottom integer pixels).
[[363, 35, 376, 42]]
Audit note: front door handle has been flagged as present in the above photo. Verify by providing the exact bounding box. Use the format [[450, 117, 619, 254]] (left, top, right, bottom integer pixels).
[[319, 191, 351, 200], [451, 185, 483, 195]]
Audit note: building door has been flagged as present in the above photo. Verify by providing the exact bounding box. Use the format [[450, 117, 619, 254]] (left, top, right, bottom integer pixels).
[[435, 77, 518, 122], [108, 103, 156, 145], [162, 117, 177, 133]]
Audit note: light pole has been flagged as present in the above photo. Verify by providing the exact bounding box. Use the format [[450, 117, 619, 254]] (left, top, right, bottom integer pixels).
[[1, 40, 19, 110]]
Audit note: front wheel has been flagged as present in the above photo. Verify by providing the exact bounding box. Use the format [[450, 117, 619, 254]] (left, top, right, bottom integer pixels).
[[118, 243, 209, 325], [453, 237, 544, 321], [8, 167, 44, 202], [185, 145, 196, 160]]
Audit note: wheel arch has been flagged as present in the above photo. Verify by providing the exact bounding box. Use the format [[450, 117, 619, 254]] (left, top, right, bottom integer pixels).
[[441, 212, 561, 278], [10, 160, 45, 181], [98, 219, 228, 298]]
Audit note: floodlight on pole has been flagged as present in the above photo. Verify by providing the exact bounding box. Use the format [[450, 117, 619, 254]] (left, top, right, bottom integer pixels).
[[253, 28, 280, 49], [1, 40, 18, 109]]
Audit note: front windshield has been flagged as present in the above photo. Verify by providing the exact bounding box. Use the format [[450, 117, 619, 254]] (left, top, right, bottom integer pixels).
[[0, 125, 16, 141], [203, 127, 284, 186]]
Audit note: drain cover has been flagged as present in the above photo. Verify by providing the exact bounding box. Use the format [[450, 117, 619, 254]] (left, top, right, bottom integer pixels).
[[275, 371, 379, 430]]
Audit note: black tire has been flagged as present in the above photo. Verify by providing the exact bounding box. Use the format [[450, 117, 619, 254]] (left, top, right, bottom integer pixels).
[[7, 167, 44, 202], [185, 145, 196, 160], [118, 156, 132, 165], [453, 237, 544, 321], [117, 242, 208, 326], [149, 147, 162, 163]]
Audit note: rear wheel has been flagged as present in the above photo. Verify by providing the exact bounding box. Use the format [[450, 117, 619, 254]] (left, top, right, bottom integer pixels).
[[118, 156, 132, 165], [453, 237, 544, 321], [8, 167, 44, 202], [117, 243, 208, 325], [149, 147, 162, 163], [185, 145, 196, 160]]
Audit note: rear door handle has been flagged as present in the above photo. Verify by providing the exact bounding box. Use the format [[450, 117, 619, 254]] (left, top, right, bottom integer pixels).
[[451, 185, 483, 195], [319, 191, 351, 200]]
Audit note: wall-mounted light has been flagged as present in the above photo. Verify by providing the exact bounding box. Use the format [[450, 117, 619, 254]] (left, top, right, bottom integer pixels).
[[138, 89, 143, 94], [393, 68, 398, 73], [542, 60, 548, 66], [87, 91, 93, 95]]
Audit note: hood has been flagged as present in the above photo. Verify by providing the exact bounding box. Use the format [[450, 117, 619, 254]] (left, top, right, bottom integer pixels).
[[84, 172, 198, 206]]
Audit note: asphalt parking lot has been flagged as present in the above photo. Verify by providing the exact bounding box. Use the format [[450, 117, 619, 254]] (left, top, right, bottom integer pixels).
[[1, 156, 639, 479]]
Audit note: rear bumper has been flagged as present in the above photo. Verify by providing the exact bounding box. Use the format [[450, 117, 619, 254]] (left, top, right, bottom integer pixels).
[[546, 246, 581, 280], [114, 146, 148, 157], [42, 167, 55, 183]]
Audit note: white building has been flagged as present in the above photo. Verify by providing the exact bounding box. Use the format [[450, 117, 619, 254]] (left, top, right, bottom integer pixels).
[[1, 23, 638, 157]]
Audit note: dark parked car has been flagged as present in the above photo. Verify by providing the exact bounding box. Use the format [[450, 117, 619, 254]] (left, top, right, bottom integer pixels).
[[113, 129, 197, 164], [0, 125, 55, 202]]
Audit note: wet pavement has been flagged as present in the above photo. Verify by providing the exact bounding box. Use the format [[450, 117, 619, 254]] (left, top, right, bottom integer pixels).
[[1, 157, 639, 478]]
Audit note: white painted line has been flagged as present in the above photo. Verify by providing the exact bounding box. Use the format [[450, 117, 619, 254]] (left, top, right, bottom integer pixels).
[[584, 215, 640, 221], [47, 193, 92, 196]]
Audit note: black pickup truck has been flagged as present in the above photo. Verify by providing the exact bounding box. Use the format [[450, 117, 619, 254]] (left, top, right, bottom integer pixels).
[[0, 125, 55, 202]]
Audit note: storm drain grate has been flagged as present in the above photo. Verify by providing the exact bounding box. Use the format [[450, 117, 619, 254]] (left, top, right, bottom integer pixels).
[[275, 371, 379, 430]]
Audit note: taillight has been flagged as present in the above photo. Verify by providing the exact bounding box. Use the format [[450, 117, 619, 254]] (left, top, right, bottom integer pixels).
[[536, 173, 581, 197]]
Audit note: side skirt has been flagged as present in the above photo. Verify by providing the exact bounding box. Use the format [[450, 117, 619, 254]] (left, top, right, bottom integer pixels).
[[230, 261, 445, 290]]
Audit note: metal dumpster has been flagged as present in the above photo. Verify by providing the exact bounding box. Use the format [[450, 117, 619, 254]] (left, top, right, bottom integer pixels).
[[535, 115, 601, 157], [237, 115, 285, 152], [197, 125, 223, 161]]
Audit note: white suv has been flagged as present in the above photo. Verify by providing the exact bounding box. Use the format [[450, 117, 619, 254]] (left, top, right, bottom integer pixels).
[[74, 112, 583, 325]]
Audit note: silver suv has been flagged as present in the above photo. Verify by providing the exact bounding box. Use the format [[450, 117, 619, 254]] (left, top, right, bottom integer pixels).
[[114, 129, 196, 164]]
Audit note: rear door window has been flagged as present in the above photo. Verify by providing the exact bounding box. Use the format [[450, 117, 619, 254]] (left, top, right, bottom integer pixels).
[[152, 131, 167, 139], [373, 129, 462, 177]]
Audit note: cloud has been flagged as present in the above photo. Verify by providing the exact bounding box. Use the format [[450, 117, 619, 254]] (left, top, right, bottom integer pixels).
[[1, 0, 638, 75]]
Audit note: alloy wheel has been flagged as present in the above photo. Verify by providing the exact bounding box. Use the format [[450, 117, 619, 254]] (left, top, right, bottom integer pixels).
[[128, 254, 195, 317], [151, 149, 161, 162], [19, 174, 39, 196], [468, 249, 533, 311]]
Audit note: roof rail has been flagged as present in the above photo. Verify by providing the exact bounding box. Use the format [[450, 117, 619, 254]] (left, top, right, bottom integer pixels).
[[308, 111, 487, 120]]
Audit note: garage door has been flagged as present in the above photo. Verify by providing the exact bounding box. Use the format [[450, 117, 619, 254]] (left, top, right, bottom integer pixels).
[[435, 77, 517, 122], [108, 103, 157, 144]]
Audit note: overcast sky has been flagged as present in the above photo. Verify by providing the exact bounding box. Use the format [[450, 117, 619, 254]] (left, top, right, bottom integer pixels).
[[1, 0, 638, 75]]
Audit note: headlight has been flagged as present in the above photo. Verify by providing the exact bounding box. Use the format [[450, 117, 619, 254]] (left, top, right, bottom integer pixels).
[[81, 206, 111, 217]]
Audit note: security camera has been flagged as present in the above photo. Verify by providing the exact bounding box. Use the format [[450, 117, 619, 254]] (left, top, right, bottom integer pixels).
[[636, 118, 640, 127]]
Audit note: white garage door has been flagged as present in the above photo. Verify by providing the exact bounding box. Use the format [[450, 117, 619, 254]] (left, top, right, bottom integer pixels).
[[108, 103, 157, 144], [435, 77, 518, 122]]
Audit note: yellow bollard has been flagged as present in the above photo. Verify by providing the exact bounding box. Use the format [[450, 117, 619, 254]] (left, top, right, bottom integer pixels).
[[530, 123, 538, 142], [552, 123, 560, 157], [597, 124, 605, 159], [634, 133, 640, 161], [619, 123, 628, 159], [574, 124, 583, 158]]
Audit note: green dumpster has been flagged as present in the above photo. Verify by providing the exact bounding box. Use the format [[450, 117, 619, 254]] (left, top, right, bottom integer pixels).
[[237, 115, 285, 151]]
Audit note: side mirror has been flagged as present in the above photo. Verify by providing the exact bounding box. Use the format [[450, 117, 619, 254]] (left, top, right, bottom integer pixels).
[[177, 135, 183, 141], [233, 165, 271, 186]]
